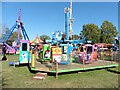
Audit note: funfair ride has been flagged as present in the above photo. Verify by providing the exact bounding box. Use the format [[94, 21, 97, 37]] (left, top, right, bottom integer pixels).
[[0, 9, 29, 54]]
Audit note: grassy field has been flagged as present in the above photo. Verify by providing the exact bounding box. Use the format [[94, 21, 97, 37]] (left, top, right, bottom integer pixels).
[[1, 55, 119, 88]]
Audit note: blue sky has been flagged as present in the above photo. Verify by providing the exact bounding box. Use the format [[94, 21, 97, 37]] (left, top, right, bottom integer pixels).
[[2, 2, 118, 40]]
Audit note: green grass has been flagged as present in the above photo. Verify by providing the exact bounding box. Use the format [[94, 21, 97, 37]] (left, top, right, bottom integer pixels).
[[1, 55, 119, 88]]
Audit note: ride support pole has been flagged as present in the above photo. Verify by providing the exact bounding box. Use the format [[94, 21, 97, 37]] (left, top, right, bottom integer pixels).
[[31, 51, 35, 68], [56, 62, 58, 79]]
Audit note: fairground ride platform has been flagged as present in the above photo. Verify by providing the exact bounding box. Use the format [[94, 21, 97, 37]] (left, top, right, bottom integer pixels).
[[30, 60, 118, 74]]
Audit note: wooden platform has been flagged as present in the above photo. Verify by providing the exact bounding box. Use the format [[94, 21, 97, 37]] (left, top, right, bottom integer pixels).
[[31, 60, 118, 73]]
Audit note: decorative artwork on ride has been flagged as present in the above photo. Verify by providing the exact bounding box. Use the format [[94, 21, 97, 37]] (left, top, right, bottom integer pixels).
[[52, 47, 62, 55], [43, 44, 51, 59], [53, 55, 61, 63], [56, 32, 59, 39], [52, 31, 62, 41], [78, 52, 87, 61], [35, 51, 39, 59], [72, 51, 79, 62], [44, 50, 50, 58], [22, 52, 26, 59], [21, 52, 27, 63], [12, 41, 17, 47], [52, 47, 62, 62], [61, 54, 68, 61], [87, 54, 91, 61], [64, 46, 68, 53]]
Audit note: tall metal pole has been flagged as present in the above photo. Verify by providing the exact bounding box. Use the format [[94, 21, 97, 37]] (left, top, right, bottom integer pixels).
[[64, 7, 70, 40], [17, 9, 21, 44], [69, 0, 74, 40], [18, 9, 21, 21]]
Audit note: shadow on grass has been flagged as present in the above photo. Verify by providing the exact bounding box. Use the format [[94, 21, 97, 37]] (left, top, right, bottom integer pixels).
[[2, 78, 8, 87], [106, 68, 120, 74], [0, 72, 8, 87]]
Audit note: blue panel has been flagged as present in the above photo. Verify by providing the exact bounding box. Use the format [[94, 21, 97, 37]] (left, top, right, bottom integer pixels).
[[58, 44, 73, 65], [60, 44, 68, 46], [59, 61, 70, 65], [65, 9, 70, 40], [46, 40, 52, 43]]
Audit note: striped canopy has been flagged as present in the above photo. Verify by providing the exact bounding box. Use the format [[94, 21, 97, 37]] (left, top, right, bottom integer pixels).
[[30, 35, 43, 45]]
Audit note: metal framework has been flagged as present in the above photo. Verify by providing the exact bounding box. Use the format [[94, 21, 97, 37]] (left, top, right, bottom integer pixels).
[[0, 9, 29, 45]]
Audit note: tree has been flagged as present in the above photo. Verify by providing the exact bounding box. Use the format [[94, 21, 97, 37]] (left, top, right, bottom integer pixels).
[[81, 24, 101, 43], [1, 24, 10, 43], [72, 34, 80, 40], [100, 20, 118, 44], [40, 35, 51, 41], [1, 24, 9, 38], [9, 31, 22, 42], [7, 31, 22, 46], [1, 24, 23, 45]]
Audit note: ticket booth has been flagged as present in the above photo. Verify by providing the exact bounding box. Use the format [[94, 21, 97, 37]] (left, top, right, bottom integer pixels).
[[19, 40, 31, 64]]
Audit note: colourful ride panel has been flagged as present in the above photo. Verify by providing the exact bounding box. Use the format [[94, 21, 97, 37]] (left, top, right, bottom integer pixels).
[[61, 54, 68, 62], [19, 40, 31, 64], [52, 47, 62, 55], [43, 44, 51, 60], [52, 47, 62, 62]]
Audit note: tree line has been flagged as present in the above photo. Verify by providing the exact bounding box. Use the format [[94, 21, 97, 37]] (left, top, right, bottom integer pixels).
[[1, 20, 118, 46], [73, 20, 118, 44]]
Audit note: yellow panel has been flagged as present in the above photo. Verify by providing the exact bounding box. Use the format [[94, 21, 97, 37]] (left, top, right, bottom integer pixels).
[[52, 47, 62, 55]]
